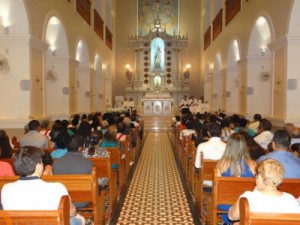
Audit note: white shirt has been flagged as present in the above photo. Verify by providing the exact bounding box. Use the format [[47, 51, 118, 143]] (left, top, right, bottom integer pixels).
[[123, 100, 130, 108], [129, 101, 135, 107], [241, 190, 300, 213], [194, 137, 226, 168], [180, 129, 195, 140], [254, 130, 273, 149], [180, 99, 189, 109], [291, 138, 300, 145], [1, 178, 69, 210]]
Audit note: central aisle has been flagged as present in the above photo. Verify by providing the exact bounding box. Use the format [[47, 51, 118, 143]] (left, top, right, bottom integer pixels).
[[117, 131, 195, 224]]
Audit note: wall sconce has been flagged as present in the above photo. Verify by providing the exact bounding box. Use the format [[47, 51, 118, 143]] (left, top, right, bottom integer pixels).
[[184, 64, 191, 80], [261, 48, 266, 56], [125, 64, 132, 83]]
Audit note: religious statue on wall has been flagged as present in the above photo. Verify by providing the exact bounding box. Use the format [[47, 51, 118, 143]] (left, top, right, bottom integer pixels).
[[154, 46, 162, 68], [184, 70, 190, 81], [151, 37, 165, 72], [126, 70, 132, 83]]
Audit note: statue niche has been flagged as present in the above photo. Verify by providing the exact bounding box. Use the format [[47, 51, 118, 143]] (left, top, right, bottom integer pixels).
[[151, 37, 165, 74]]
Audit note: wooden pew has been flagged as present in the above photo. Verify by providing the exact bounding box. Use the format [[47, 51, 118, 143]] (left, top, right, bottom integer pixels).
[[0, 195, 70, 225], [212, 169, 256, 225], [194, 155, 218, 224], [42, 168, 104, 225], [186, 135, 196, 194], [239, 197, 300, 225], [131, 127, 139, 159], [89, 155, 118, 221], [181, 136, 189, 178], [0, 169, 104, 225], [212, 169, 300, 225], [123, 135, 132, 179], [106, 147, 126, 192]]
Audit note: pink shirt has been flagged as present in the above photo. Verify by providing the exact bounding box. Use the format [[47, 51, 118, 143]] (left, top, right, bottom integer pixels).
[[0, 161, 15, 176]]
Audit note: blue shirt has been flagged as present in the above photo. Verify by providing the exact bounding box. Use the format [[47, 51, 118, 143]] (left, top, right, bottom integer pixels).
[[234, 127, 255, 137], [100, 140, 117, 148], [51, 148, 67, 158], [257, 150, 300, 178], [221, 162, 254, 177]]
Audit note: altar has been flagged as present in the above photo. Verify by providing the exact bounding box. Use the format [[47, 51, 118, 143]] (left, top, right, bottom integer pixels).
[[141, 93, 173, 115], [124, 1, 190, 116]]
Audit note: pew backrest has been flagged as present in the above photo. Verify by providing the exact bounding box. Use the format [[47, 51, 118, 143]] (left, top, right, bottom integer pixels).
[[239, 197, 300, 225], [42, 167, 98, 206], [212, 168, 300, 225], [89, 155, 118, 215], [0, 195, 70, 225], [212, 168, 256, 224]]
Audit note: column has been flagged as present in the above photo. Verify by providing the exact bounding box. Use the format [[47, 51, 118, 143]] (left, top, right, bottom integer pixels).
[[68, 58, 79, 114]]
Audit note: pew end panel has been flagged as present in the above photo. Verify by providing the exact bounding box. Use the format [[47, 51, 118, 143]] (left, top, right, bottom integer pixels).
[[89, 155, 118, 220], [43, 167, 104, 225], [212, 169, 256, 225]]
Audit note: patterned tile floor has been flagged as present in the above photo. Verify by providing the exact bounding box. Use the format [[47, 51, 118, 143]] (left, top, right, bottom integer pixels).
[[116, 132, 195, 225]]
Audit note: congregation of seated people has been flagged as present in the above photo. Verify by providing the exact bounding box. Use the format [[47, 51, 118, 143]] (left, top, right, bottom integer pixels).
[[172, 109, 300, 224], [0, 110, 142, 223]]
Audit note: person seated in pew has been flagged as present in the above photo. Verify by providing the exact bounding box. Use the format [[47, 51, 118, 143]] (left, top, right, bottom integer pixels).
[[116, 122, 127, 143], [291, 126, 300, 145], [179, 120, 195, 140], [228, 158, 300, 223], [234, 118, 255, 138], [53, 134, 93, 209], [19, 120, 49, 148], [81, 130, 108, 158], [0, 130, 13, 158], [42, 151, 53, 175], [77, 118, 91, 148], [291, 143, 300, 158], [195, 123, 226, 172], [248, 113, 262, 135], [81, 131, 109, 190], [239, 130, 265, 161], [0, 159, 14, 176], [50, 126, 69, 158], [254, 119, 273, 150], [123, 116, 137, 148], [257, 130, 300, 178], [100, 127, 118, 148], [39, 119, 51, 139], [217, 133, 257, 225], [1, 146, 85, 225]]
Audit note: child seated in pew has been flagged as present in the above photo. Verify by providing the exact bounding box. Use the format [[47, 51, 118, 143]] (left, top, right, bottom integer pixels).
[[228, 158, 300, 223], [1, 146, 85, 225], [217, 133, 257, 224]]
